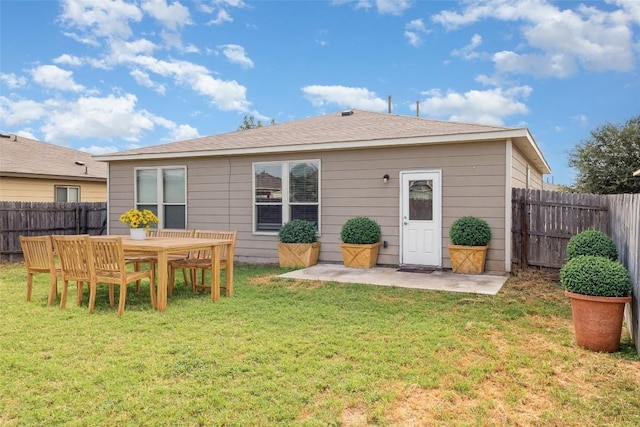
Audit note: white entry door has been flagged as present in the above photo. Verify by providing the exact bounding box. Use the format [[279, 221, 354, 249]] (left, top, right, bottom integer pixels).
[[400, 171, 441, 266]]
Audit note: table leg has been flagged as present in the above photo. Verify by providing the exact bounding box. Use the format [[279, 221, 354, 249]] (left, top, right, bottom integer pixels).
[[226, 243, 234, 297], [211, 245, 220, 303], [157, 251, 168, 311]]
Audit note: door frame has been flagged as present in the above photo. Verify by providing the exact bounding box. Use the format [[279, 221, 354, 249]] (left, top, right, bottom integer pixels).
[[399, 169, 442, 267]]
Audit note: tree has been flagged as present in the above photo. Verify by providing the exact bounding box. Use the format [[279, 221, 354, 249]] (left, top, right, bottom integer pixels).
[[237, 115, 275, 130], [568, 115, 640, 194]]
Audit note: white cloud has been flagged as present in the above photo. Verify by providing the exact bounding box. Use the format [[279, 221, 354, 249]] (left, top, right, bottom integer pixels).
[[493, 51, 577, 78], [612, 0, 640, 24], [60, 0, 143, 41], [302, 85, 387, 112], [209, 9, 233, 25], [218, 44, 254, 68], [130, 69, 166, 94], [16, 130, 38, 140], [53, 54, 84, 66], [420, 86, 532, 126], [171, 124, 199, 141], [433, 0, 638, 77], [404, 19, 429, 47], [31, 65, 85, 92], [205, 0, 246, 25], [0, 97, 48, 127], [572, 114, 588, 126], [0, 73, 27, 89], [79, 144, 121, 155], [333, 0, 412, 15], [141, 0, 191, 30], [111, 39, 158, 57], [376, 0, 413, 16], [124, 55, 251, 111], [40, 94, 159, 143], [452, 34, 483, 60]]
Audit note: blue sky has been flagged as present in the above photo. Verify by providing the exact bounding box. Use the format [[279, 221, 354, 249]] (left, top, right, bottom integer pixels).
[[1, 0, 639, 185]]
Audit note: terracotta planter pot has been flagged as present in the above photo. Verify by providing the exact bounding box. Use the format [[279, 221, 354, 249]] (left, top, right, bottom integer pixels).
[[340, 242, 381, 268], [564, 291, 631, 352], [448, 244, 488, 274], [278, 242, 320, 267]]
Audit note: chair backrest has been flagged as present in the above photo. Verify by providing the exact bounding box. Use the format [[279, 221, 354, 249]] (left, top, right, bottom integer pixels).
[[52, 235, 93, 282], [192, 230, 237, 259], [89, 237, 127, 282], [19, 235, 57, 273], [155, 229, 195, 238]]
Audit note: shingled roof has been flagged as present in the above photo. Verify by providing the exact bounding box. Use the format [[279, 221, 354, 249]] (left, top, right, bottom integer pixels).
[[0, 134, 107, 181], [94, 109, 551, 174]]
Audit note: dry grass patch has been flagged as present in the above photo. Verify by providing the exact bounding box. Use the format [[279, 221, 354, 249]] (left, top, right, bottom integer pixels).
[[384, 270, 640, 427]]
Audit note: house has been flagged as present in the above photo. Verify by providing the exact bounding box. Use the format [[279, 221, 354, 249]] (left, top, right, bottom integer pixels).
[[0, 134, 107, 202], [94, 109, 550, 273]]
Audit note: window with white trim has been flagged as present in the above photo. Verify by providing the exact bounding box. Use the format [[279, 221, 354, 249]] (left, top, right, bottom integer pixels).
[[55, 185, 80, 202], [253, 160, 320, 233], [135, 166, 186, 228]]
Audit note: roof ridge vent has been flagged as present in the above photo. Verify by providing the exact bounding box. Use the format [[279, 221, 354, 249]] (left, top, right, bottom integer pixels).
[[341, 110, 354, 117]]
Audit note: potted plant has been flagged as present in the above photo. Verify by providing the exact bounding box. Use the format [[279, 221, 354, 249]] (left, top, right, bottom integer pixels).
[[277, 219, 320, 267], [448, 216, 491, 274], [119, 208, 159, 240], [560, 255, 632, 352], [566, 229, 618, 261], [340, 217, 381, 268]]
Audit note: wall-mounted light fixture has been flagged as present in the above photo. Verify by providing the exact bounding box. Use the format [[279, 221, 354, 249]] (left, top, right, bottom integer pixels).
[[383, 174, 390, 183]]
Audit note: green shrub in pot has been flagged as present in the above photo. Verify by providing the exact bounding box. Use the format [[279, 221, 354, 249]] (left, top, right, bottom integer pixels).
[[560, 254, 632, 352], [340, 217, 381, 245], [278, 219, 318, 244], [449, 216, 491, 247], [566, 230, 618, 261], [277, 219, 320, 267], [339, 217, 381, 268], [560, 255, 631, 297]]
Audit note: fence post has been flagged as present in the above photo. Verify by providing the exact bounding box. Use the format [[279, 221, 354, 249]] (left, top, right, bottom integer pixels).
[[520, 195, 528, 270]]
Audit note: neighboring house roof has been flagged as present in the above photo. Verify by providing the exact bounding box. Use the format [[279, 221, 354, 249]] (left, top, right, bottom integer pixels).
[[0, 134, 107, 181], [94, 109, 551, 174]]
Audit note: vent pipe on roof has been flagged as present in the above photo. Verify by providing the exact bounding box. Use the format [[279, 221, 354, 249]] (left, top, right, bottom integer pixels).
[[416, 101, 420, 117], [388, 95, 392, 113]]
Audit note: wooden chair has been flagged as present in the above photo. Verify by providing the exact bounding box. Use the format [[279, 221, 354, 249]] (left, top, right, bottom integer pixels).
[[90, 236, 155, 316], [19, 235, 62, 305], [168, 230, 237, 297], [51, 235, 93, 310], [138, 229, 195, 291]]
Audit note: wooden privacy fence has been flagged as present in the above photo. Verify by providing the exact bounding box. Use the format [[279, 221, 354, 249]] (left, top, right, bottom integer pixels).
[[606, 193, 640, 356], [0, 201, 107, 262], [511, 189, 609, 269]]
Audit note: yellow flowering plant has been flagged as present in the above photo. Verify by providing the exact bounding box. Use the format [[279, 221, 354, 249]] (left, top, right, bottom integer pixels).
[[119, 209, 159, 229]]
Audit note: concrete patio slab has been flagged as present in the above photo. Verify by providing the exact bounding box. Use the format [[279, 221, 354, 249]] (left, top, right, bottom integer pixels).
[[279, 264, 507, 295]]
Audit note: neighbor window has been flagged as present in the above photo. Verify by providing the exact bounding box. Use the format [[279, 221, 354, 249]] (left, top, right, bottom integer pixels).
[[55, 185, 80, 202], [135, 166, 186, 228], [253, 160, 320, 233]]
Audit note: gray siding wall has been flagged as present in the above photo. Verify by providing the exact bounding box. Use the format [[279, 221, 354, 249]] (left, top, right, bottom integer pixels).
[[108, 140, 508, 272], [511, 144, 544, 190]]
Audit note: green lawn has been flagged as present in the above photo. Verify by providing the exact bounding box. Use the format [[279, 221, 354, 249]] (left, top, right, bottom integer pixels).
[[0, 263, 638, 426]]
